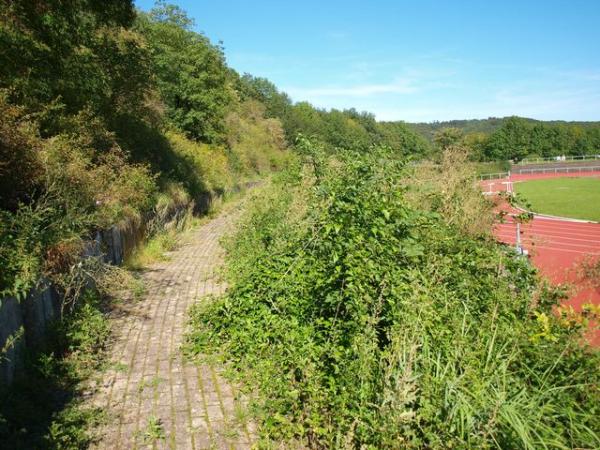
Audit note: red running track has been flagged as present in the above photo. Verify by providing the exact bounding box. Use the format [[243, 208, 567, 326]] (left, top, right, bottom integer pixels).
[[482, 172, 600, 345], [481, 171, 600, 194]]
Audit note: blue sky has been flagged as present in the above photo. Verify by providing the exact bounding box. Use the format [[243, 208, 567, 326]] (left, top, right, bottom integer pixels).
[[135, 0, 600, 122]]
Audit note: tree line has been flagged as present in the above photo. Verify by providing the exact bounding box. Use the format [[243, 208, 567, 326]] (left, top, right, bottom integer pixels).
[[421, 117, 600, 161]]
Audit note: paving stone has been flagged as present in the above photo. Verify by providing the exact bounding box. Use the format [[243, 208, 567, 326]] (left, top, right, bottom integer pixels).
[[88, 208, 254, 449]]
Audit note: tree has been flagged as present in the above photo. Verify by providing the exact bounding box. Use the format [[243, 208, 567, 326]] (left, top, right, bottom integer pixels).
[[433, 127, 464, 150], [462, 132, 489, 161], [238, 74, 292, 120], [485, 117, 531, 160], [136, 3, 234, 143], [377, 121, 432, 157], [0, 0, 149, 133]]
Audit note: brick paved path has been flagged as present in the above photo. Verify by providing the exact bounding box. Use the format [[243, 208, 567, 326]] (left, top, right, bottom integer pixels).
[[89, 208, 255, 449]]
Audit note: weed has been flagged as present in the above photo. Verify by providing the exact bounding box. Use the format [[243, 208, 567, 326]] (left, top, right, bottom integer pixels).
[[126, 230, 179, 270], [233, 402, 251, 427], [111, 362, 129, 373], [406, 145, 496, 237], [44, 406, 106, 450], [138, 376, 163, 393], [219, 423, 240, 440], [0, 326, 24, 363], [140, 416, 166, 444]]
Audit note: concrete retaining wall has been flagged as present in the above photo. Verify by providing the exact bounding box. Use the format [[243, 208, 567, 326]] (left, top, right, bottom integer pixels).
[[0, 183, 255, 387], [0, 222, 135, 387], [0, 297, 26, 386], [0, 221, 162, 386]]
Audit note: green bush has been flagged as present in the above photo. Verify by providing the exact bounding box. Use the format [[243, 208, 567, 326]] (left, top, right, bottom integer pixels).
[[224, 100, 288, 176], [0, 110, 158, 298], [166, 130, 232, 193], [0, 0, 281, 302], [0, 196, 90, 299], [186, 143, 600, 449], [42, 127, 157, 228], [0, 95, 43, 210]]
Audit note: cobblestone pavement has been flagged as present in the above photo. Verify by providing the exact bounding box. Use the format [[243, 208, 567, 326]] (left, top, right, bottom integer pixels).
[[89, 208, 255, 449]]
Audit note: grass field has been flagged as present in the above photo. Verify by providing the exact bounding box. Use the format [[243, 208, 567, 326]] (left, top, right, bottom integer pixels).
[[515, 176, 600, 221]]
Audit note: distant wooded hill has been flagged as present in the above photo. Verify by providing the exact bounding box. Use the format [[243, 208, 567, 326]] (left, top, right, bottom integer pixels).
[[400, 117, 600, 161], [407, 117, 600, 143]]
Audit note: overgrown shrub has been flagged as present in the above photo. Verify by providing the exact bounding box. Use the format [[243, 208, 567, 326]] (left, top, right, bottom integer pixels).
[[166, 130, 232, 193], [151, 182, 193, 231], [406, 146, 496, 237], [225, 100, 288, 175], [42, 115, 157, 227], [0, 195, 90, 299], [186, 142, 600, 449], [166, 115, 288, 196], [0, 111, 157, 298], [0, 95, 43, 210]]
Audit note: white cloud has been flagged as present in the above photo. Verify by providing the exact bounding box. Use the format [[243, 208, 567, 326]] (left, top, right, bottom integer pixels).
[[372, 85, 600, 122], [285, 78, 417, 100], [278, 59, 600, 122]]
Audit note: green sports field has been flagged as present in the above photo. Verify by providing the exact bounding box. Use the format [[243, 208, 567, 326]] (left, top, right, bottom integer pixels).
[[515, 176, 600, 221]]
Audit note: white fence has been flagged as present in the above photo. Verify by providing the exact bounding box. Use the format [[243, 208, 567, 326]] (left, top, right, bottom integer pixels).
[[513, 165, 600, 175], [480, 165, 600, 180], [515, 154, 600, 165], [479, 171, 509, 180]]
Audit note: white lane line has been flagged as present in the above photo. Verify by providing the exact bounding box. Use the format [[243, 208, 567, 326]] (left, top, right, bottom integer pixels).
[[498, 226, 600, 238], [494, 229, 600, 243], [498, 233, 600, 251], [496, 240, 600, 255]]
